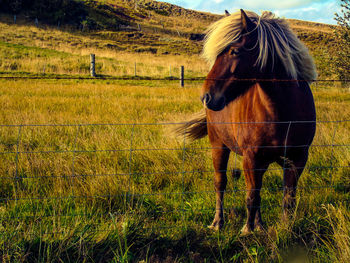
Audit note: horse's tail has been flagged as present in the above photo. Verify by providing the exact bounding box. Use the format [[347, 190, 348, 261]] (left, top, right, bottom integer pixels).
[[173, 110, 208, 141]]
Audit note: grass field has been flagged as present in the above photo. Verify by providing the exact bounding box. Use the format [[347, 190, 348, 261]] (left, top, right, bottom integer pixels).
[[0, 78, 349, 262], [0, 1, 349, 261]]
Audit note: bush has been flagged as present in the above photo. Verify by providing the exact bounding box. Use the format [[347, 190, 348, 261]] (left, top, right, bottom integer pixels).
[[334, 0, 350, 81], [0, 0, 86, 25], [0, 0, 131, 31], [30, 0, 87, 25]]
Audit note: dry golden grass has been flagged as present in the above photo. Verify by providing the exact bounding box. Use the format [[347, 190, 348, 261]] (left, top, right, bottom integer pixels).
[[0, 2, 348, 261], [0, 78, 349, 262]]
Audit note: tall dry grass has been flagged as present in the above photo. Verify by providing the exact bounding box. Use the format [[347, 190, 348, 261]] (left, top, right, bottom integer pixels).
[[0, 7, 349, 261], [0, 78, 349, 261]]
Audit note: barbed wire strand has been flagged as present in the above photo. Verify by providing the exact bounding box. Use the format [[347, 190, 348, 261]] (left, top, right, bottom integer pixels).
[[1, 181, 349, 204], [1, 143, 349, 158], [1, 199, 349, 229], [0, 164, 349, 181], [0, 119, 349, 128], [0, 75, 350, 82]]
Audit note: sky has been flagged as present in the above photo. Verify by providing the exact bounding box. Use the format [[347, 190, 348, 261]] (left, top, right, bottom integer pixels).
[[161, 0, 342, 25]]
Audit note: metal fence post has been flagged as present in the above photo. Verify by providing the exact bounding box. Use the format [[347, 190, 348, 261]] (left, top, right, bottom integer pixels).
[[90, 54, 96, 77], [180, 66, 184, 87]]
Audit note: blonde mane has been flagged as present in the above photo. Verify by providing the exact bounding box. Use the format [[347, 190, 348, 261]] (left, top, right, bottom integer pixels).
[[202, 11, 317, 82]]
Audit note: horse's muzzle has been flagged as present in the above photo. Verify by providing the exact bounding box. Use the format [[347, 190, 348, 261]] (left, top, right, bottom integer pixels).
[[201, 93, 226, 111]]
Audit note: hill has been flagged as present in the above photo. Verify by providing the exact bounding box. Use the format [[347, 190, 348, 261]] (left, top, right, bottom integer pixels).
[[0, 0, 339, 79]]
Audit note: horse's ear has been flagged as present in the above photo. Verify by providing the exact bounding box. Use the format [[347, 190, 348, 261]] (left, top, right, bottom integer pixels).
[[240, 9, 255, 33], [225, 10, 230, 16]]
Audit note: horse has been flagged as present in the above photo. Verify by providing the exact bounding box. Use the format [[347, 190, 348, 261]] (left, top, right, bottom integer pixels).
[[176, 9, 316, 234]]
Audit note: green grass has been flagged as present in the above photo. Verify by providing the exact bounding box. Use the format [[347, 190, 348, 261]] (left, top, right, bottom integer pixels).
[[0, 79, 349, 262]]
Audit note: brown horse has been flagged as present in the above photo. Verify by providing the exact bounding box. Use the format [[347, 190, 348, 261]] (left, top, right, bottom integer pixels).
[[177, 10, 316, 234]]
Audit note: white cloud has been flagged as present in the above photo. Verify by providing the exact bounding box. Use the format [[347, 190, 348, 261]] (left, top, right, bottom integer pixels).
[[161, 0, 341, 25], [274, 1, 340, 24], [162, 0, 340, 24], [238, 0, 323, 9]]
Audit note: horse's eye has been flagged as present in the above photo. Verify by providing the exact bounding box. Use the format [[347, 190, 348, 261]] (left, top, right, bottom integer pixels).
[[230, 48, 239, 56]]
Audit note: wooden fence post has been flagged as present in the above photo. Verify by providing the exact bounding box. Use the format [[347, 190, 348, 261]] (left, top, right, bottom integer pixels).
[[134, 62, 137, 77], [180, 66, 184, 87], [90, 54, 96, 77]]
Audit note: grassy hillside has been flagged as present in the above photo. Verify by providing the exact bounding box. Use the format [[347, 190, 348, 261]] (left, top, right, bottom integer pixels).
[[0, 0, 340, 79]]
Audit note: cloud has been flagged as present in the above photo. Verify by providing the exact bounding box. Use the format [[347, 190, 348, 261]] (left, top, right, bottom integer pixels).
[[194, 0, 334, 13], [162, 0, 341, 25], [273, 1, 340, 24], [231, 0, 326, 9]]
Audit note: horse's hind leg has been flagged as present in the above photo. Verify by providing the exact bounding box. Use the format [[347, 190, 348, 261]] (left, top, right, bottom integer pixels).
[[208, 143, 230, 230], [241, 154, 269, 235], [280, 150, 309, 219]]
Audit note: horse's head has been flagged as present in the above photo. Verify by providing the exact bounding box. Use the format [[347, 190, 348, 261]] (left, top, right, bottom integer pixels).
[[201, 9, 259, 111]]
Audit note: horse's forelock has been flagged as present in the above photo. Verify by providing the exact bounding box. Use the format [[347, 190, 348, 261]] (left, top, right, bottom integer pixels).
[[202, 11, 251, 66], [203, 10, 317, 82]]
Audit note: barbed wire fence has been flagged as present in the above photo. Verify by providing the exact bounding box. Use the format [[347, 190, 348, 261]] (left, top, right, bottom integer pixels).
[[0, 77, 349, 238], [0, 53, 349, 88]]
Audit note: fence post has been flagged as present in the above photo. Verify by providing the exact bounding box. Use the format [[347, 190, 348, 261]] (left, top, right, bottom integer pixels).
[[180, 66, 184, 87], [134, 62, 137, 77], [90, 54, 96, 77]]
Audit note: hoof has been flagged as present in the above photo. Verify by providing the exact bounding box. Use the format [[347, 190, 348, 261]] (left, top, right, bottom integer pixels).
[[240, 223, 265, 236], [240, 224, 253, 236], [208, 220, 223, 231]]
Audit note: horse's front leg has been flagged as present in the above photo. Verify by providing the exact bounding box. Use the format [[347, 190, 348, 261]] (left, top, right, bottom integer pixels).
[[280, 150, 309, 220], [241, 153, 268, 235], [208, 143, 230, 230]]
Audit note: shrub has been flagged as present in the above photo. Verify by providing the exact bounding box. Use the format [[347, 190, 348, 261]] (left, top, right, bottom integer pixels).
[[0, 0, 87, 25], [334, 0, 350, 81]]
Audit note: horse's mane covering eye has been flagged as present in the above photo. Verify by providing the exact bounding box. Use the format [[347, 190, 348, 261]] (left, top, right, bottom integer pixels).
[[202, 10, 317, 82], [230, 48, 239, 55]]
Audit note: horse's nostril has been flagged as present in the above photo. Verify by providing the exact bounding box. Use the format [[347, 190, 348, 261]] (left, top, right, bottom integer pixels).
[[203, 93, 211, 104]]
